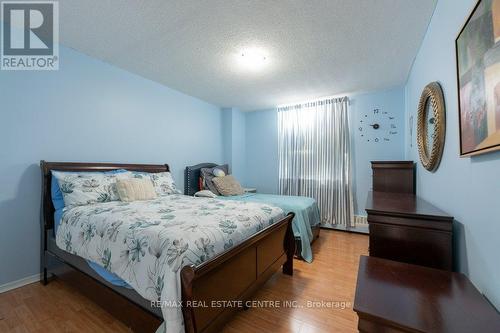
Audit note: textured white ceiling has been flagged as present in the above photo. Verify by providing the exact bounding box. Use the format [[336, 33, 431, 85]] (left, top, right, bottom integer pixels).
[[59, 0, 436, 111]]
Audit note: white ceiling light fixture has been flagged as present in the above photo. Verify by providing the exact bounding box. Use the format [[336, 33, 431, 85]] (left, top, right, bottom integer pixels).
[[236, 47, 268, 72]]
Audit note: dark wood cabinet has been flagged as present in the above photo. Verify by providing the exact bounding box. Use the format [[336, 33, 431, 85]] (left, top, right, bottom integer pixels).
[[360, 162, 467, 331], [354, 256, 500, 333], [366, 191, 453, 270], [371, 161, 415, 194]]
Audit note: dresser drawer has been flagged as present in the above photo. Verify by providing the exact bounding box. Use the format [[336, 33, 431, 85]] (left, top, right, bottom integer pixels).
[[369, 221, 452, 270], [365, 191, 453, 271]]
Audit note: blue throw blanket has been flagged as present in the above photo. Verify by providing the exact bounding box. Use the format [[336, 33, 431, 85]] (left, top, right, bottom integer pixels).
[[220, 193, 320, 262]]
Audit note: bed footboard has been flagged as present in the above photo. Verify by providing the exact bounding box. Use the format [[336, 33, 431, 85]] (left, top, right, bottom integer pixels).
[[180, 213, 295, 333]]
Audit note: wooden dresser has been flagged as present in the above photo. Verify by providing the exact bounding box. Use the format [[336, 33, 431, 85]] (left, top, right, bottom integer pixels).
[[367, 161, 453, 270], [354, 256, 500, 333], [371, 161, 415, 194], [366, 191, 453, 270]]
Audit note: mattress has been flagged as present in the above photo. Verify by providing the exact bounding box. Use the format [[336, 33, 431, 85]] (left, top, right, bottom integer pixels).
[[220, 193, 320, 262]]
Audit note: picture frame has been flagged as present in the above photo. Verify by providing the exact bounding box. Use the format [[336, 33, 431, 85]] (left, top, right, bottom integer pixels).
[[456, 0, 500, 156]]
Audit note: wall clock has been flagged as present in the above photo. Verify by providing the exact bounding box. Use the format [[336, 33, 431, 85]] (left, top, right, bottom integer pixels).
[[358, 108, 398, 143]]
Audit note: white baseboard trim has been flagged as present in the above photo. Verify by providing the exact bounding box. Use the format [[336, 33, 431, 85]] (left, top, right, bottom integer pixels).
[[322, 223, 369, 234], [0, 274, 40, 294]]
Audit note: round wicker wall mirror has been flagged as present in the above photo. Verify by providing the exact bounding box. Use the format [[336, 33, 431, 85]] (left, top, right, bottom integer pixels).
[[417, 82, 446, 172]]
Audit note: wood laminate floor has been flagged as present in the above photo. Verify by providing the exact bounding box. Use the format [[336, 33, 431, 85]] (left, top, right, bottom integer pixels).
[[0, 230, 368, 333]]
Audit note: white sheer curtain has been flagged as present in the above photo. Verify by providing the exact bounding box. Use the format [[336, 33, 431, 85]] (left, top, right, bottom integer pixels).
[[278, 97, 354, 227]]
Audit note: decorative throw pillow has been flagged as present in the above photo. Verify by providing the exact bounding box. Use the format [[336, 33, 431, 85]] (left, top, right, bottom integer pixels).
[[52, 171, 132, 207], [212, 175, 245, 196], [131, 171, 180, 196], [201, 164, 229, 195], [116, 178, 157, 202], [51, 169, 129, 210]]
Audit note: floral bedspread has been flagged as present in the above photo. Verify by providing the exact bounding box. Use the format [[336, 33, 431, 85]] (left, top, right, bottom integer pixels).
[[55, 194, 284, 333]]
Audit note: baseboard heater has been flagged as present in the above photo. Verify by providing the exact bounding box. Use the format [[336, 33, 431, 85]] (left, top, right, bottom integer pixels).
[[354, 215, 368, 225]]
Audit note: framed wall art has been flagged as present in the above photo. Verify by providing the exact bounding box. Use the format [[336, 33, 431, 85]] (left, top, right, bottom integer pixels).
[[456, 0, 500, 156]]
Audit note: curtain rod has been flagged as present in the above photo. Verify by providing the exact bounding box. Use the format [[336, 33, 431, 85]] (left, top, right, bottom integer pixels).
[[277, 96, 349, 110]]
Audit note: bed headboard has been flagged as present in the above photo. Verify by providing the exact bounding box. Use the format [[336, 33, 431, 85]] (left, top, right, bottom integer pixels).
[[184, 163, 218, 196], [40, 161, 170, 231]]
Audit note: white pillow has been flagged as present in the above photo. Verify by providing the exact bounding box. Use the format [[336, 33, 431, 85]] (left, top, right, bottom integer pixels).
[[213, 168, 226, 177], [116, 178, 157, 202], [131, 171, 180, 196], [194, 190, 218, 198], [52, 171, 132, 207]]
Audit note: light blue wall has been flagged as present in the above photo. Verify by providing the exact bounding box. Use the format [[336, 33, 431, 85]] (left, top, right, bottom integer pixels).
[[404, 0, 500, 309], [244, 87, 406, 214], [231, 108, 246, 183], [222, 108, 233, 170], [0, 46, 224, 287], [245, 110, 280, 194], [221, 108, 246, 183], [351, 87, 405, 215]]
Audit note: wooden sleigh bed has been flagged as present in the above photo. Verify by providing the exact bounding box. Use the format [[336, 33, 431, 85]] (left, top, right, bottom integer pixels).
[[40, 161, 295, 333]]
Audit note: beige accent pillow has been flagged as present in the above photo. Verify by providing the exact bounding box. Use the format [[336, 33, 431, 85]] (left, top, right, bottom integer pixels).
[[212, 175, 245, 196], [116, 178, 157, 202]]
